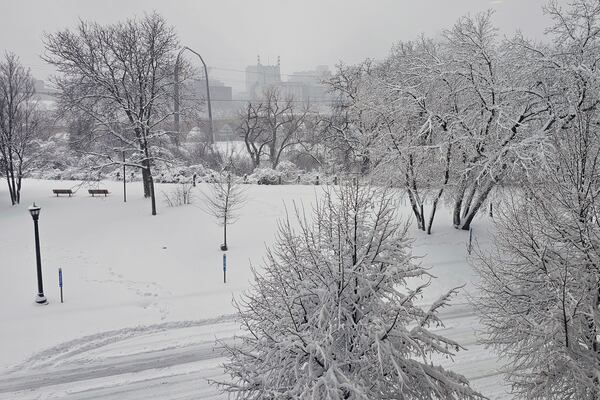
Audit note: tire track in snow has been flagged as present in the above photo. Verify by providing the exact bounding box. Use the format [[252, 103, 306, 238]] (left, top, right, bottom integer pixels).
[[6, 314, 236, 372], [0, 305, 510, 399]]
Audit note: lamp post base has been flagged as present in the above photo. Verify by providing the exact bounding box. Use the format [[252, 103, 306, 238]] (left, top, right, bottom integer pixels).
[[35, 294, 48, 305]]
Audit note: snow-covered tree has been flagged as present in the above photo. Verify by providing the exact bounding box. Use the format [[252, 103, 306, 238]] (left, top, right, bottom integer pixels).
[[0, 52, 43, 205], [43, 13, 194, 215], [201, 172, 246, 251], [340, 12, 551, 233], [473, 1, 600, 398], [323, 61, 389, 176], [372, 38, 453, 234], [217, 183, 483, 399]]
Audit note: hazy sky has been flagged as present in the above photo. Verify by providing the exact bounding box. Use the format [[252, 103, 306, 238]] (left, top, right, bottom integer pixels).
[[0, 0, 565, 91]]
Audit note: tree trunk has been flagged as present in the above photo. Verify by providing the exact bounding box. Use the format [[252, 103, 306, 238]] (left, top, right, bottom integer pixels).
[[427, 188, 444, 235], [4, 164, 15, 205], [149, 175, 157, 216], [142, 157, 157, 216], [7, 158, 18, 205], [427, 143, 451, 235], [406, 188, 425, 231], [453, 178, 468, 227], [142, 164, 151, 198], [459, 181, 495, 230], [461, 183, 478, 219]]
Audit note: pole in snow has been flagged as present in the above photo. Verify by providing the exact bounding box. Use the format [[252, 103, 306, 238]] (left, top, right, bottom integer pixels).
[[123, 150, 127, 203], [58, 268, 63, 303], [29, 203, 47, 305], [223, 253, 227, 284]]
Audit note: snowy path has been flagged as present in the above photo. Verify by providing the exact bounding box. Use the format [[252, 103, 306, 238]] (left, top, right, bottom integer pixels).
[[0, 318, 237, 399], [0, 305, 511, 399]]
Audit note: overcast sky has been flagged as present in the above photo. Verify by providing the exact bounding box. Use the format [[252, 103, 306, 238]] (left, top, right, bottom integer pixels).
[[0, 0, 565, 91]]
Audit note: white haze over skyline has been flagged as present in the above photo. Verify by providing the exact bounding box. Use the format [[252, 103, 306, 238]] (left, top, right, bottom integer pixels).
[[0, 0, 567, 91]]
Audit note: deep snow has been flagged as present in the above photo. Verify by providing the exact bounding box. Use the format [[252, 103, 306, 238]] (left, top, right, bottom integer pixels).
[[0, 179, 509, 398]]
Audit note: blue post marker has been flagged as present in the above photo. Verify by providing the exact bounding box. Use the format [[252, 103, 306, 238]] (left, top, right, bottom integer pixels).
[[223, 254, 227, 283], [58, 268, 63, 303]]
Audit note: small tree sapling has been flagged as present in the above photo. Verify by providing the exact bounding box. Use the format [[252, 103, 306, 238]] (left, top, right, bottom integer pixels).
[[202, 173, 246, 251]]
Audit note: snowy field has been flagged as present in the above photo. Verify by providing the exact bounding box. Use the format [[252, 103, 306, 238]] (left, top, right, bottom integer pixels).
[[0, 179, 509, 399]]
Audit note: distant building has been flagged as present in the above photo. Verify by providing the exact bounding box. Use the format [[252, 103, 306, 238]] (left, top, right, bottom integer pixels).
[[286, 65, 332, 108], [245, 56, 281, 99], [243, 58, 333, 108], [186, 78, 234, 115]]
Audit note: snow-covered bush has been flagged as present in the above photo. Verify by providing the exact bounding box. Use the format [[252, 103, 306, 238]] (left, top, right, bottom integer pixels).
[[275, 160, 300, 179], [250, 167, 283, 185], [217, 183, 482, 399], [162, 183, 193, 207]]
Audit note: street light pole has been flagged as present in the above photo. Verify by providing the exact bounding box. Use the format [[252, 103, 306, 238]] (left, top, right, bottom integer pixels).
[[122, 150, 127, 203], [174, 46, 214, 144], [28, 203, 47, 305]]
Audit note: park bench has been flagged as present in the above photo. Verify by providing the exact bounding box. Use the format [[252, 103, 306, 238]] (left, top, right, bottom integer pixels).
[[88, 189, 109, 197], [52, 189, 73, 197]]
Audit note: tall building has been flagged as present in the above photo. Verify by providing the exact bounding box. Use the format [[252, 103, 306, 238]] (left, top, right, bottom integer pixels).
[[286, 65, 332, 107], [245, 55, 281, 99], [243, 58, 333, 109]]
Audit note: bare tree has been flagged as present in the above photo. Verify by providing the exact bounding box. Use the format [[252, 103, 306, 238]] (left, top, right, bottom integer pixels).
[[238, 88, 309, 170], [0, 53, 42, 205], [201, 172, 246, 251], [43, 13, 188, 215], [237, 101, 268, 169]]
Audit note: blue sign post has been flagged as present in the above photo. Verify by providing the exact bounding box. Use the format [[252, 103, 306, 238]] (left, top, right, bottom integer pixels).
[[58, 268, 63, 303], [223, 254, 227, 284]]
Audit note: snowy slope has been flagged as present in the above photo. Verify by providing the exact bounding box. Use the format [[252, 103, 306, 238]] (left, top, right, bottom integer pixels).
[[0, 179, 510, 398]]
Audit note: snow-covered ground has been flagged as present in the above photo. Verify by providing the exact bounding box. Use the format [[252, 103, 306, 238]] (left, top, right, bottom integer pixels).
[[0, 179, 510, 399]]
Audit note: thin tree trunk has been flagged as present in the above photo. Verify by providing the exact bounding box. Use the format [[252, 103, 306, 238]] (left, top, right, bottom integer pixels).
[[142, 155, 157, 215], [427, 143, 452, 234], [427, 190, 443, 235], [462, 183, 478, 219], [406, 188, 425, 231], [7, 159, 17, 205], [4, 164, 15, 205], [453, 177, 468, 227], [459, 180, 495, 230]]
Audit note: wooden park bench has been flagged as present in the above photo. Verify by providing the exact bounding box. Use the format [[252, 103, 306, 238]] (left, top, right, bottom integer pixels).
[[88, 189, 109, 197], [52, 189, 73, 197]]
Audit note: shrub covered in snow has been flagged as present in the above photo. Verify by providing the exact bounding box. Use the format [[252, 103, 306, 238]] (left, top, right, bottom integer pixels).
[[249, 167, 283, 185], [275, 160, 300, 179], [217, 183, 483, 399]]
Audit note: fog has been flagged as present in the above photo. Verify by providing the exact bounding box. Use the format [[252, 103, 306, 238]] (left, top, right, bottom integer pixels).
[[0, 0, 565, 90]]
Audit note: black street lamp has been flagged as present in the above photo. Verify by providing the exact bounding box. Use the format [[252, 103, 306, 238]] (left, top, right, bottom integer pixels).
[[28, 203, 47, 305]]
